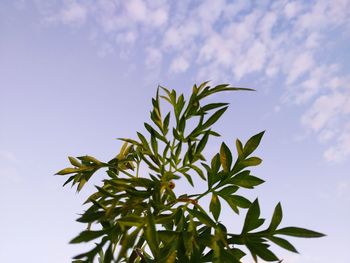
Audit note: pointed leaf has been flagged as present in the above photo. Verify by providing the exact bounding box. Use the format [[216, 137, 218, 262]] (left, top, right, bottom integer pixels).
[[269, 236, 298, 253], [210, 193, 221, 221], [243, 131, 265, 157], [70, 230, 105, 244], [268, 202, 283, 231], [202, 107, 228, 130], [220, 142, 232, 172], [56, 167, 78, 175], [276, 227, 325, 238]]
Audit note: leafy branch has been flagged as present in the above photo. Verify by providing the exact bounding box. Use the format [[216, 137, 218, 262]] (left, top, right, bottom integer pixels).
[[56, 82, 324, 263]]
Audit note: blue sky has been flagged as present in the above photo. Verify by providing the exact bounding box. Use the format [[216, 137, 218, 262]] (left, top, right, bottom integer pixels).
[[0, 0, 349, 262]]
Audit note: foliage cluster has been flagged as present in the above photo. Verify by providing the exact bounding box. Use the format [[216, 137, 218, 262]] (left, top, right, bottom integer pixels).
[[57, 82, 324, 263]]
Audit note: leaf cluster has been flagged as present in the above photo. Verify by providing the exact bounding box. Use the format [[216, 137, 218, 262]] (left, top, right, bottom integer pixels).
[[56, 82, 324, 263]]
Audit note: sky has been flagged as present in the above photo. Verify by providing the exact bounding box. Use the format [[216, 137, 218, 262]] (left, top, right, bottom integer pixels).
[[0, 0, 349, 262]]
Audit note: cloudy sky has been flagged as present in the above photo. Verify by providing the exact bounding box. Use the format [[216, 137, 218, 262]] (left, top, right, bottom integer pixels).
[[1, 0, 349, 262]]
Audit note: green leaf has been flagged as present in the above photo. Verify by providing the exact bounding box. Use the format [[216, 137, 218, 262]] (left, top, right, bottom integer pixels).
[[220, 142, 232, 172], [196, 130, 210, 154], [55, 167, 78, 175], [145, 123, 166, 142], [202, 107, 228, 130], [77, 155, 102, 165], [150, 130, 158, 155], [144, 210, 160, 257], [276, 227, 325, 238], [268, 202, 283, 231], [118, 216, 144, 227], [269, 236, 298, 253], [103, 244, 113, 263], [229, 195, 251, 208], [175, 94, 185, 120], [234, 157, 262, 173], [137, 132, 150, 151], [182, 172, 194, 187], [211, 153, 221, 173], [163, 112, 170, 134], [242, 199, 262, 233], [188, 208, 216, 228], [189, 164, 206, 180], [210, 193, 221, 221], [241, 157, 262, 167], [243, 131, 265, 157], [118, 227, 141, 260], [197, 84, 254, 100], [236, 139, 244, 157], [229, 171, 265, 189], [247, 241, 279, 262], [70, 230, 105, 244], [221, 195, 251, 214], [62, 175, 75, 186], [216, 185, 239, 196], [201, 103, 229, 112], [68, 156, 81, 167], [73, 238, 107, 261]]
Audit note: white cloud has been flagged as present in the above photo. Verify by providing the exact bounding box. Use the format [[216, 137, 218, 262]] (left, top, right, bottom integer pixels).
[[145, 47, 162, 69], [34, 0, 350, 161], [0, 151, 21, 183], [301, 92, 347, 131], [150, 8, 168, 27], [286, 52, 314, 85], [46, 2, 87, 26], [324, 124, 350, 162], [126, 0, 147, 22], [169, 56, 189, 73], [0, 150, 17, 163], [336, 180, 350, 201], [97, 42, 114, 58], [233, 41, 267, 80], [284, 1, 302, 19], [62, 3, 87, 25]]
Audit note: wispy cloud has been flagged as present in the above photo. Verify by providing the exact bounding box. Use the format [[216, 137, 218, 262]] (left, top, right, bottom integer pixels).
[[29, 0, 350, 161], [0, 150, 17, 163], [0, 150, 21, 183], [336, 180, 350, 201]]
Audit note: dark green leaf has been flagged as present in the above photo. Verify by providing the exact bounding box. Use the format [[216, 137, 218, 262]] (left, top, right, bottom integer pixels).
[[242, 199, 261, 233], [201, 103, 229, 112], [216, 185, 239, 196], [247, 241, 279, 262], [202, 107, 228, 130], [243, 131, 265, 157], [268, 202, 283, 231], [276, 227, 325, 238], [269, 236, 298, 253], [144, 210, 159, 257], [70, 230, 105, 244], [189, 164, 206, 180], [196, 130, 210, 154], [137, 132, 150, 151]]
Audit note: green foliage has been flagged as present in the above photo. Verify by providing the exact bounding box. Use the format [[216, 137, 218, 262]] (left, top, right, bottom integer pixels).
[[57, 82, 324, 263]]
